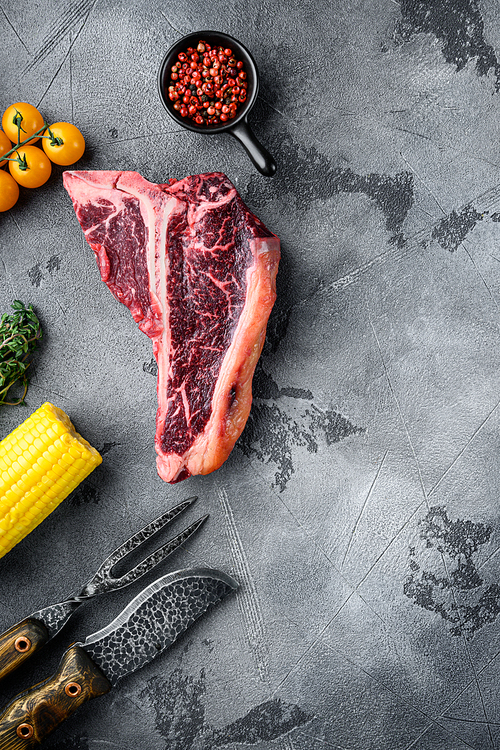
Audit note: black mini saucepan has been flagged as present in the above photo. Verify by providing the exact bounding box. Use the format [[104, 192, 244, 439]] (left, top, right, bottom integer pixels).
[[158, 30, 276, 177]]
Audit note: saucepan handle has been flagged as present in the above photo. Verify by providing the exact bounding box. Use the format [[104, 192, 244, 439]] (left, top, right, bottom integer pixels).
[[228, 119, 276, 177]]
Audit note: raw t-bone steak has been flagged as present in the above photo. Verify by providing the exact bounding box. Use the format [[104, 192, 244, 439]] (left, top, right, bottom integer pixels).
[[63, 170, 280, 483]]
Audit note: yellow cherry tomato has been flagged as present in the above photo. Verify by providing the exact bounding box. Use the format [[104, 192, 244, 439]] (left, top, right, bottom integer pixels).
[[0, 170, 20, 211], [42, 122, 85, 165], [2, 103, 44, 145], [0, 130, 11, 167], [9, 146, 52, 188]]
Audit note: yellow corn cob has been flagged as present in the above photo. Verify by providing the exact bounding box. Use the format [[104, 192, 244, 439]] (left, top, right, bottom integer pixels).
[[0, 402, 102, 559]]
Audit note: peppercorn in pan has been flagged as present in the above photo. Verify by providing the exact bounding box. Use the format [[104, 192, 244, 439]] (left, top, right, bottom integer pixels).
[[167, 40, 248, 126]]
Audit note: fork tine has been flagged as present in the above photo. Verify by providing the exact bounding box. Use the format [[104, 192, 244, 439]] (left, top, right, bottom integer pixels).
[[80, 496, 199, 596], [107, 514, 210, 590]]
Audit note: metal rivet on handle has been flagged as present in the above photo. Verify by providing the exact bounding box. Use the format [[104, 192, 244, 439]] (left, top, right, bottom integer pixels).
[[14, 637, 31, 653], [16, 723, 34, 739], [65, 682, 82, 697]]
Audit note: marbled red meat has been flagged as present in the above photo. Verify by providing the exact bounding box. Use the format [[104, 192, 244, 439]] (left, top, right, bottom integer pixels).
[[63, 170, 280, 482]]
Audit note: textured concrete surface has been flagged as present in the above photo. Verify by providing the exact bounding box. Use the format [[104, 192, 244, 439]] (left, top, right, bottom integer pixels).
[[2, 0, 500, 747]]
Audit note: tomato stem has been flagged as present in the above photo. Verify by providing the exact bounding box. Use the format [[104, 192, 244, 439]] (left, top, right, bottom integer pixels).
[[13, 110, 26, 147], [46, 126, 64, 147], [1, 123, 48, 162], [12, 151, 28, 171]]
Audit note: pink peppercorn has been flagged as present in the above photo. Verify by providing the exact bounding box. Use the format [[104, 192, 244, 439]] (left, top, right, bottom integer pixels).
[[168, 40, 247, 127]]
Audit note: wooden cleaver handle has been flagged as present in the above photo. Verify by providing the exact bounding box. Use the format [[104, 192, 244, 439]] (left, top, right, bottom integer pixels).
[[0, 645, 111, 748], [0, 619, 49, 682]]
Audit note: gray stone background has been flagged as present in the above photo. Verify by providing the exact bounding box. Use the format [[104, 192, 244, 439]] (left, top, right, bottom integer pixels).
[[2, 0, 500, 747]]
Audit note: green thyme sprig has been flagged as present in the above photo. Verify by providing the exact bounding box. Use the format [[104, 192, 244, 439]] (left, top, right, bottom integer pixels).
[[0, 301, 42, 405]]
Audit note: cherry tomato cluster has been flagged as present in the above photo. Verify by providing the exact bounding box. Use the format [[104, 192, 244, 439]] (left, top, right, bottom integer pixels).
[[167, 40, 248, 126], [0, 102, 86, 212]]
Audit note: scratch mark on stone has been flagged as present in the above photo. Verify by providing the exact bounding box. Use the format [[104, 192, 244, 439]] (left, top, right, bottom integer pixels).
[[462, 243, 500, 310], [395, 125, 500, 171], [0, 256, 15, 295], [25, 0, 95, 74], [259, 96, 287, 119], [399, 150, 446, 215], [319, 640, 474, 750], [341, 451, 388, 567], [158, 10, 185, 34], [429, 396, 500, 497], [301, 231, 424, 300], [0, 5, 31, 54], [368, 312, 428, 503], [69, 31, 74, 124], [400, 726, 452, 750], [35, 0, 99, 107], [217, 484, 269, 683], [394, 126, 435, 142], [10, 215, 24, 237], [54, 297, 67, 315], [100, 129, 185, 144], [440, 715, 500, 727], [29, 381, 67, 401], [478, 542, 500, 572]]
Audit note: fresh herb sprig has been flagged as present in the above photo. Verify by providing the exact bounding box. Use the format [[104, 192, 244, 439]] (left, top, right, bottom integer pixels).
[[0, 301, 42, 405]]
